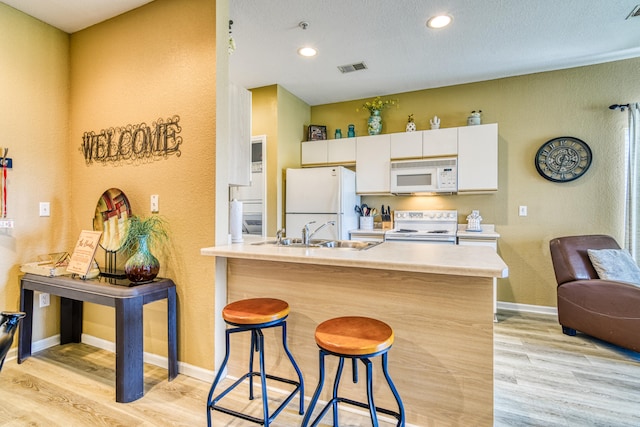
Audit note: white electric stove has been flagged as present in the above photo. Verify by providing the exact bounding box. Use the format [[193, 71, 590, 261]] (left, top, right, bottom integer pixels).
[[385, 210, 458, 244]]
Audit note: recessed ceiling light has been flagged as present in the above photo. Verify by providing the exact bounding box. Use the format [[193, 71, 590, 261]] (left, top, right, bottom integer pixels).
[[298, 47, 317, 57], [427, 14, 452, 29]]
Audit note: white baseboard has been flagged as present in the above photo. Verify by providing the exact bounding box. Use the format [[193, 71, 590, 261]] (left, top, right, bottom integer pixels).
[[497, 301, 557, 316]]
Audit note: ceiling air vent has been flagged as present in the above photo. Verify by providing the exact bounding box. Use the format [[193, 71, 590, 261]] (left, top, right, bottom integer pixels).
[[627, 4, 640, 19], [337, 62, 368, 73]]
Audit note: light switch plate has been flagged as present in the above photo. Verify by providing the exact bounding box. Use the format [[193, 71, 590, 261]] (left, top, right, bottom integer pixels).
[[151, 195, 159, 213], [519, 206, 527, 216]]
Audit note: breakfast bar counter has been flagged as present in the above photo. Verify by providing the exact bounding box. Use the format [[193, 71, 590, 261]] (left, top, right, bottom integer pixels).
[[202, 240, 508, 426]]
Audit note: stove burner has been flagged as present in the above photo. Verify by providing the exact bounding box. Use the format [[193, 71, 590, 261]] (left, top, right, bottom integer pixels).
[[397, 229, 418, 233], [428, 230, 449, 234]]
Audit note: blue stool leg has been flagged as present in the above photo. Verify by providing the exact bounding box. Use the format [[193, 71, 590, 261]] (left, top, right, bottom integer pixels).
[[331, 357, 345, 426], [280, 320, 305, 414], [352, 357, 359, 383], [248, 329, 257, 400], [363, 357, 379, 427], [382, 352, 405, 427], [256, 329, 271, 426], [206, 328, 233, 427], [301, 349, 327, 427]]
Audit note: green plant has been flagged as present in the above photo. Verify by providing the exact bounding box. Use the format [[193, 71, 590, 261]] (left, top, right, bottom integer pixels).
[[120, 215, 169, 254], [357, 96, 399, 114]]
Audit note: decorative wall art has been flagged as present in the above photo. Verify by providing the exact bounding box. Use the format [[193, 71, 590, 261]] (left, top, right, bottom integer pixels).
[[308, 125, 327, 141], [80, 115, 182, 165], [535, 136, 592, 182]]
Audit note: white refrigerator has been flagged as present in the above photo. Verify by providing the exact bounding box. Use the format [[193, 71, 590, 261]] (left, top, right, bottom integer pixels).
[[285, 166, 360, 240]]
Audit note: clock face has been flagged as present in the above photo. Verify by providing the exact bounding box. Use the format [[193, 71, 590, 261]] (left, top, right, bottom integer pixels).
[[535, 137, 592, 182]]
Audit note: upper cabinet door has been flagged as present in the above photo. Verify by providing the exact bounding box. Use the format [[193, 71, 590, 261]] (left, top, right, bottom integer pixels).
[[457, 123, 498, 192], [356, 134, 391, 194], [228, 82, 252, 186], [422, 128, 458, 158], [301, 140, 328, 166], [327, 138, 356, 165], [390, 131, 422, 159]]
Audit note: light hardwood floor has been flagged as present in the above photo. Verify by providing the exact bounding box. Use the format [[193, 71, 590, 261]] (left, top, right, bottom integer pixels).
[[0, 311, 639, 426]]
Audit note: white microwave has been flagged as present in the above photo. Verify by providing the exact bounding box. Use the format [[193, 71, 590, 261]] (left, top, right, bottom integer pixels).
[[390, 157, 457, 194]]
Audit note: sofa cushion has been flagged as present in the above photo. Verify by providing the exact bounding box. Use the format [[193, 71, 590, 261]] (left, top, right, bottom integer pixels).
[[587, 249, 640, 286]]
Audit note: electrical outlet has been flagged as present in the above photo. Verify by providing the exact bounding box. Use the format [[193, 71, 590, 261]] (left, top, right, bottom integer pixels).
[[519, 206, 528, 217], [39, 202, 50, 217], [150, 195, 159, 213], [39, 293, 50, 308]]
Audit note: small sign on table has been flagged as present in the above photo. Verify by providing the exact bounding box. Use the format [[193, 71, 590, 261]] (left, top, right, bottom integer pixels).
[[67, 230, 102, 277]]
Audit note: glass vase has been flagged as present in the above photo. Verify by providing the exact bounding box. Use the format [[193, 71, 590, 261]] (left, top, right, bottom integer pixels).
[[124, 235, 160, 283], [367, 109, 382, 135]]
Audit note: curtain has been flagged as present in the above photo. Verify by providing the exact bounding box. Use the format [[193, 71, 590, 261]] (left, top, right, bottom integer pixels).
[[625, 103, 640, 262]]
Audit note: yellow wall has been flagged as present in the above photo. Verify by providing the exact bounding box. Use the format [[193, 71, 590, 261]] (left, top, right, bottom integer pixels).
[[310, 58, 639, 307], [0, 3, 71, 339], [251, 85, 310, 235], [67, 0, 217, 366]]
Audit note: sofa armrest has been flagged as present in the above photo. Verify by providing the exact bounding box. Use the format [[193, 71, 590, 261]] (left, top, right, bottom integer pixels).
[[558, 279, 640, 318]]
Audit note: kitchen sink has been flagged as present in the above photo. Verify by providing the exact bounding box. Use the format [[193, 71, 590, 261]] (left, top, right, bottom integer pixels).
[[251, 238, 381, 251]]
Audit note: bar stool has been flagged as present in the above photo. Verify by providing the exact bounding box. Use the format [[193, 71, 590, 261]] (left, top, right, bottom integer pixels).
[[302, 316, 405, 427], [206, 298, 304, 426]]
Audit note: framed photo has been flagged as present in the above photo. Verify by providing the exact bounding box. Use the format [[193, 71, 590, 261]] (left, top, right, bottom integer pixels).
[[308, 125, 327, 141]]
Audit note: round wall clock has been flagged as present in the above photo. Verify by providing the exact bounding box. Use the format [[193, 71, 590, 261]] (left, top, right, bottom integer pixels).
[[535, 136, 592, 182]]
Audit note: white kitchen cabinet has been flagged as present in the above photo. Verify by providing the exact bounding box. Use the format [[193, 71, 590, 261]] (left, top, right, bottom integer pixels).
[[422, 127, 458, 157], [356, 134, 391, 194], [228, 82, 252, 186], [390, 131, 422, 159], [457, 123, 498, 192], [328, 138, 356, 165], [301, 140, 328, 165], [302, 138, 356, 166]]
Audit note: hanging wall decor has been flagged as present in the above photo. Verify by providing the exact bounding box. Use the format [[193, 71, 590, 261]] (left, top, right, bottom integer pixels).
[[80, 115, 182, 165], [535, 136, 592, 182]]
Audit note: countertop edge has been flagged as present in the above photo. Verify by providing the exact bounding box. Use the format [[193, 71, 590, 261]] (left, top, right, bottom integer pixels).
[[201, 242, 508, 279]]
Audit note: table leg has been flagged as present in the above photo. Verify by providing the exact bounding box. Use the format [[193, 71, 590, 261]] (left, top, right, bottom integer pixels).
[[60, 298, 83, 344], [115, 296, 144, 403], [18, 288, 33, 363], [167, 287, 178, 381]]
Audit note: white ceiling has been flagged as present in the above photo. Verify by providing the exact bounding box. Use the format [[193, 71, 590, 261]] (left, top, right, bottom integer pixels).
[[3, 0, 640, 106]]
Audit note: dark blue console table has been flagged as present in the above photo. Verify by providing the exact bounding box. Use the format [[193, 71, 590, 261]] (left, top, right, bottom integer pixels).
[[18, 273, 177, 403]]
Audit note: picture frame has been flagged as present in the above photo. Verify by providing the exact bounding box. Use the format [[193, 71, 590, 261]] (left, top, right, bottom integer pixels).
[[308, 125, 327, 141]]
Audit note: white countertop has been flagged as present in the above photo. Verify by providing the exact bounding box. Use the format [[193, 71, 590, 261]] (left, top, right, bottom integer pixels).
[[201, 239, 508, 279], [457, 224, 500, 239]]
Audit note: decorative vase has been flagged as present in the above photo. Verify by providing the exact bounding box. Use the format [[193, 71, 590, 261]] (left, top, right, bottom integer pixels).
[[367, 109, 382, 135], [406, 114, 416, 132], [124, 235, 160, 283], [348, 124, 355, 137]]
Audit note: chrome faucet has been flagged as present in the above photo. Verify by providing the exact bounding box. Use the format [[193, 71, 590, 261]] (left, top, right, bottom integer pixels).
[[276, 228, 285, 245], [302, 220, 336, 246]]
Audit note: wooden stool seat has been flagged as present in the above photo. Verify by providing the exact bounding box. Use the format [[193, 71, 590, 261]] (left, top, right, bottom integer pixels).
[[315, 316, 394, 356], [222, 298, 289, 325]]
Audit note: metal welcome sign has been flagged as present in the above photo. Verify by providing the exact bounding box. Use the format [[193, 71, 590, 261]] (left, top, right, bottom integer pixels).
[[80, 115, 182, 165]]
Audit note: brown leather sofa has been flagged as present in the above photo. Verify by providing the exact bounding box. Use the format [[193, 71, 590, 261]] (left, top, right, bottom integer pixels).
[[549, 235, 640, 352]]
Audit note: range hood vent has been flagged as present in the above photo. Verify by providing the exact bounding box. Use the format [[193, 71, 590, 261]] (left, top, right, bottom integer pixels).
[[337, 62, 368, 73], [627, 4, 640, 19]]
